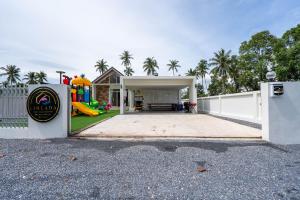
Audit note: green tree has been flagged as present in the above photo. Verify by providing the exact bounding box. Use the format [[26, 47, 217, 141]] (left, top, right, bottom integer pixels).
[[275, 24, 300, 81], [167, 60, 181, 76], [186, 68, 197, 76], [120, 50, 133, 67], [143, 57, 159, 75], [196, 59, 209, 89], [0, 65, 21, 85], [210, 49, 231, 94], [229, 55, 241, 92], [124, 67, 134, 76], [35, 71, 47, 84], [23, 72, 37, 84], [94, 59, 109, 75], [239, 31, 278, 83]]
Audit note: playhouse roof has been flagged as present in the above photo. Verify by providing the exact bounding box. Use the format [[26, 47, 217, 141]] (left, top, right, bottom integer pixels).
[[71, 76, 92, 86]]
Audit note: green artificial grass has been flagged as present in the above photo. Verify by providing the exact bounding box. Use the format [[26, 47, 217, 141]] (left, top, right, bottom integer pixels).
[[71, 110, 119, 133]]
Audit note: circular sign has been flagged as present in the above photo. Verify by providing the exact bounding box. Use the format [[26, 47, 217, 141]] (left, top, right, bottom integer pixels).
[[26, 87, 60, 122]]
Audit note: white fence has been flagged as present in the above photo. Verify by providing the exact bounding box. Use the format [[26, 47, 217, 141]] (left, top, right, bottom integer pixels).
[[0, 87, 28, 127], [198, 91, 262, 124]]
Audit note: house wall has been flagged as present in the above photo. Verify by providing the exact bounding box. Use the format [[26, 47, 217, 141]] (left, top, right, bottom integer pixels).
[[95, 85, 109, 104], [198, 91, 261, 123], [139, 88, 180, 110]]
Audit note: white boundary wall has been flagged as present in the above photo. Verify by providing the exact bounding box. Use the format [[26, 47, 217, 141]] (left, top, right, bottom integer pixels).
[[261, 82, 300, 144], [198, 91, 261, 124], [0, 84, 70, 139]]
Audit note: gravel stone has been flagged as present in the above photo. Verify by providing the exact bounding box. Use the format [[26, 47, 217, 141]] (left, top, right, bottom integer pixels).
[[0, 139, 299, 199]]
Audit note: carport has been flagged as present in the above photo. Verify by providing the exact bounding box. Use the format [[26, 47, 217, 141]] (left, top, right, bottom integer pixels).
[[120, 76, 197, 114]]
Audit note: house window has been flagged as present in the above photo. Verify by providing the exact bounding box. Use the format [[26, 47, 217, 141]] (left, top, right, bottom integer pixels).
[[109, 74, 120, 84]]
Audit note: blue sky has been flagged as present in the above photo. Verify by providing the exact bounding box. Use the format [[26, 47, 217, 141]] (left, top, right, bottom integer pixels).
[[0, 0, 299, 83]]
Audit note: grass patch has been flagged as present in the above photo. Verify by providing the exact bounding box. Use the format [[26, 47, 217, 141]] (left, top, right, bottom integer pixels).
[[71, 110, 119, 133]]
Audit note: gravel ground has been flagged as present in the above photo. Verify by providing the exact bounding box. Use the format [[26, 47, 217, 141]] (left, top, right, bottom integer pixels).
[[0, 139, 299, 200]]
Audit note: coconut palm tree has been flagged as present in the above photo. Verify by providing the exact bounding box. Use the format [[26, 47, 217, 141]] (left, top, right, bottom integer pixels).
[[124, 67, 134, 76], [23, 72, 37, 84], [167, 60, 181, 76], [0, 65, 21, 85], [229, 55, 241, 92], [94, 59, 109, 75], [143, 57, 159, 75], [35, 71, 47, 84], [210, 49, 232, 93], [210, 49, 231, 77], [120, 50, 133, 67], [196, 59, 209, 89], [186, 68, 197, 76]]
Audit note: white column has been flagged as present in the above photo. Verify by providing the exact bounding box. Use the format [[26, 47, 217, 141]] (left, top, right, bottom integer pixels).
[[120, 77, 125, 114], [92, 84, 96, 99], [189, 78, 197, 114], [128, 89, 134, 112], [261, 82, 300, 144], [108, 88, 112, 105], [253, 91, 259, 123]]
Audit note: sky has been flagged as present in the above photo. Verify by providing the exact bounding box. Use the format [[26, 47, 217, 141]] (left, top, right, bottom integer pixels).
[[0, 0, 300, 83]]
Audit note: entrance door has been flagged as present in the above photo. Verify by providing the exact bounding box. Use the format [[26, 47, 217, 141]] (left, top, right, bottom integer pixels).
[[111, 89, 120, 106]]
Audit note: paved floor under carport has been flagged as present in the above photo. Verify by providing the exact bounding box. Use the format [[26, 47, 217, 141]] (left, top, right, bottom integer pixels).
[[78, 114, 261, 138]]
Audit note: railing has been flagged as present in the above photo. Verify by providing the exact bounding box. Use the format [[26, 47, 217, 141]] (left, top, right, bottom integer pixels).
[[0, 86, 28, 127], [197, 91, 262, 123]]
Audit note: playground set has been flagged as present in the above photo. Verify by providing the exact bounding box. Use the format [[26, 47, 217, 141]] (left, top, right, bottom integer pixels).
[[63, 75, 111, 116]]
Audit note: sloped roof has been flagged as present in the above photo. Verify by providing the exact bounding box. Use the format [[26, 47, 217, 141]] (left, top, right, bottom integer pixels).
[[92, 67, 124, 83]]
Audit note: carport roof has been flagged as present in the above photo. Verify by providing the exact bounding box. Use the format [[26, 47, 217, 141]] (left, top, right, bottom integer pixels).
[[121, 76, 196, 89]]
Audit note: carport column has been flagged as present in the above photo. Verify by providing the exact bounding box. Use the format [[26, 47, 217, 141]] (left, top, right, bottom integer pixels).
[[128, 89, 134, 111], [189, 77, 197, 113], [120, 76, 125, 114]]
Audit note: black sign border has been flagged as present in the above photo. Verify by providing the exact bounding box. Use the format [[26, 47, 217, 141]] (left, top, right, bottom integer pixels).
[[26, 86, 60, 123]]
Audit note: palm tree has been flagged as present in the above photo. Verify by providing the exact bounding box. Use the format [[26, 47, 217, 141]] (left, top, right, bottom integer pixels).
[[124, 67, 134, 76], [229, 55, 240, 92], [196, 59, 209, 89], [120, 50, 133, 67], [210, 49, 232, 93], [36, 71, 47, 84], [186, 68, 197, 76], [143, 57, 159, 75], [210, 49, 231, 77], [94, 59, 109, 75], [0, 65, 21, 85], [167, 60, 181, 76], [23, 72, 37, 84]]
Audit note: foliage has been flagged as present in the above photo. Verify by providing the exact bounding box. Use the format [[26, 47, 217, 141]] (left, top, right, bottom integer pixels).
[[0, 65, 21, 85], [23, 71, 48, 85], [210, 49, 232, 93], [23, 72, 38, 84], [120, 50, 133, 67], [120, 50, 134, 76], [167, 60, 181, 76], [143, 57, 159, 75], [124, 67, 134, 76], [186, 68, 197, 76], [196, 59, 209, 89], [35, 71, 48, 84], [95, 59, 109, 74]]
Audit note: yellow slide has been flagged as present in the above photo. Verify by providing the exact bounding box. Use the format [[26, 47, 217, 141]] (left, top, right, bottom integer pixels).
[[72, 102, 99, 116]]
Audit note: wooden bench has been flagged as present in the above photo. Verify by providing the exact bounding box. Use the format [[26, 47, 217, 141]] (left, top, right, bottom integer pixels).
[[148, 103, 177, 111]]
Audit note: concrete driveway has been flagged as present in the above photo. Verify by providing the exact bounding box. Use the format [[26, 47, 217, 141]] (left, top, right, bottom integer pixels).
[[78, 114, 261, 138]]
